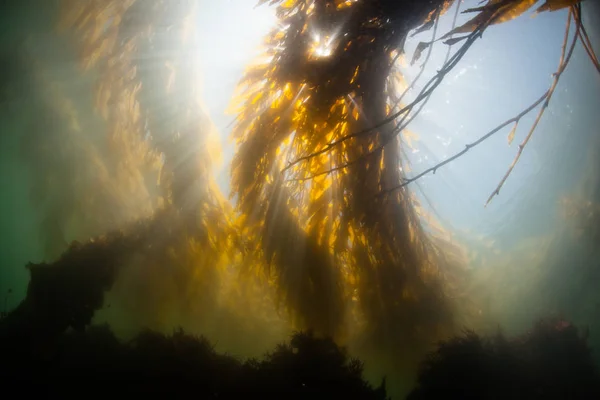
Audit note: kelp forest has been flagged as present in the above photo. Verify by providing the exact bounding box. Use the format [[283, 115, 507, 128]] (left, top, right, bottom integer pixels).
[[1, 0, 600, 398]]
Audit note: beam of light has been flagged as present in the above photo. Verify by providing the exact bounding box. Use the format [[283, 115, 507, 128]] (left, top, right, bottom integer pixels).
[[310, 30, 337, 59], [346, 94, 369, 124], [314, 45, 333, 58]]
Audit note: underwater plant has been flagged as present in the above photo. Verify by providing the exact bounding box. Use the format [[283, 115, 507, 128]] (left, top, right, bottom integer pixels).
[[407, 318, 600, 399], [0, 217, 153, 347], [0, 324, 389, 400]]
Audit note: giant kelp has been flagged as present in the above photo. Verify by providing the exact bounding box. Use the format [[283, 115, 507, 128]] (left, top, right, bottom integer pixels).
[[230, 0, 465, 359], [3, 0, 599, 397], [228, 0, 592, 381]]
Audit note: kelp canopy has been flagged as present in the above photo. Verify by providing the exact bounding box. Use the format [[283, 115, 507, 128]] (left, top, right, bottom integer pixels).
[[3, 0, 596, 395]]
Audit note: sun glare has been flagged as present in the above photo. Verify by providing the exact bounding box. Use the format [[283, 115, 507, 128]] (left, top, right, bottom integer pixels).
[[310, 31, 336, 58]]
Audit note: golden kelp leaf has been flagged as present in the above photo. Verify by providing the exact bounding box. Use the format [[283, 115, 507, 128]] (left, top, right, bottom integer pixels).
[[507, 121, 518, 145], [352, 106, 360, 120], [493, 0, 537, 24], [412, 0, 456, 36], [411, 41, 431, 65], [336, 0, 358, 10], [412, 16, 437, 37], [441, 0, 536, 39], [536, 0, 579, 12]]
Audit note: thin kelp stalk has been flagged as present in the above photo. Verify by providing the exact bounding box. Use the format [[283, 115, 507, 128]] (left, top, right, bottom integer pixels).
[[371, 2, 598, 201]]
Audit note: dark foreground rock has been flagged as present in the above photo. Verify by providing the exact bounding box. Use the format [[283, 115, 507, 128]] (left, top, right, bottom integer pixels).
[[0, 325, 388, 400], [408, 319, 600, 400]]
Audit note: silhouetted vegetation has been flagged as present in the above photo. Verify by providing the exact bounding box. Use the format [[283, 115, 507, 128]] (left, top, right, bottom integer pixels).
[[0, 324, 388, 400], [0, 214, 159, 347], [407, 319, 600, 400]]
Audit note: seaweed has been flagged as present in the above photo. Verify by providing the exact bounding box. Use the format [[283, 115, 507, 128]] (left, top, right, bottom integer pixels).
[[0, 324, 388, 400], [408, 319, 600, 399]]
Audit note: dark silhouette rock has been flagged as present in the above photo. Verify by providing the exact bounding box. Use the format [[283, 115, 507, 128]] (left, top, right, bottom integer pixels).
[[407, 319, 600, 400], [0, 324, 388, 400]]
